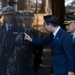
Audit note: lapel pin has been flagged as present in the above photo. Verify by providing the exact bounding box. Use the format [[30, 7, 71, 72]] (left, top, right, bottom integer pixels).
[[56, 37, 59, 40]]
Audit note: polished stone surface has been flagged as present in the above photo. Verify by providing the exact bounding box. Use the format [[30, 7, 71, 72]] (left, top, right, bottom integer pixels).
[[38, 48, 52, 75]]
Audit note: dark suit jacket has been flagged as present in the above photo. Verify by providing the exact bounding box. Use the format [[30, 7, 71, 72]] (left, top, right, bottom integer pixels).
[[32, 28, 74, 75]]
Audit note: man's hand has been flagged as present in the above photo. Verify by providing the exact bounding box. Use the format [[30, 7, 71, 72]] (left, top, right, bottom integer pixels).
[[68, 72, 74, 75], [24, 33, 32, 42]]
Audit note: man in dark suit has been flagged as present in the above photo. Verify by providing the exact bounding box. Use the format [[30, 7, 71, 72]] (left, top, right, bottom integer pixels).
[[0, 6, 23, 75], [65, 19, 75, 74], [24, 15, 74, 75]]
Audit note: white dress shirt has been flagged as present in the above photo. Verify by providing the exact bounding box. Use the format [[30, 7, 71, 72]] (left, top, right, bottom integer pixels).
[[53, 26, 61, 38], [71, 32, 75, 41]]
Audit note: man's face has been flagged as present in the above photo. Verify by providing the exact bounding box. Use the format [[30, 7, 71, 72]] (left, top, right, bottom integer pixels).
[[4, 14, 13, 24], [66, 22, 75, 33], [43, 22, 53, 32], [23, 17, 33, 28]]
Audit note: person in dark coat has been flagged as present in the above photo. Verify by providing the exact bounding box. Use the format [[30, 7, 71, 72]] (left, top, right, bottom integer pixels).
[[16, 12, 43, 75], [65, 19, 75, 74], [0, 6, 23, 75], [23, 15, 74, 75]]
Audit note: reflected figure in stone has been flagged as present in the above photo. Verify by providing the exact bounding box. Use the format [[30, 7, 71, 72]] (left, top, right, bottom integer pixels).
[[0, 6, 23, 75], [16, 12, 43, 75]]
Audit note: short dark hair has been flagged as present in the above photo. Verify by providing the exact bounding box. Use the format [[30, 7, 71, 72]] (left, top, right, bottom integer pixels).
[[44, 15, 59, 27]]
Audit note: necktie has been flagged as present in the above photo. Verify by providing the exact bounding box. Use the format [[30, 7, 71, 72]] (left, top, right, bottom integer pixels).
[[71, 35, 73, 37], [52, 34, 54, 41]]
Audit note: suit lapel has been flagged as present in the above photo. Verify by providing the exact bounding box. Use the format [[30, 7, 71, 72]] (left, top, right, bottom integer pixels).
[[52, 28, 62, 49]]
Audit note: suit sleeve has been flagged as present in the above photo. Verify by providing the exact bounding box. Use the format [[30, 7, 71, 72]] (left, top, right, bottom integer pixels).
[[62, 36, 74, 72], [32, 34, 53, 45]]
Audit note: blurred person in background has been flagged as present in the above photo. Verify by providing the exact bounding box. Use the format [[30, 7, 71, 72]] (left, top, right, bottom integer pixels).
[[64, 19, 75, 74], [16, 11, 43, 75], [0, 6, 23, 75]]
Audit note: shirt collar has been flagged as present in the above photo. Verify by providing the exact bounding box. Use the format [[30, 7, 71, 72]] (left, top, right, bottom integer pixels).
[[53, 26, 61, 37], [72, 32, 75, 38], [6, 23, 12, 27]]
